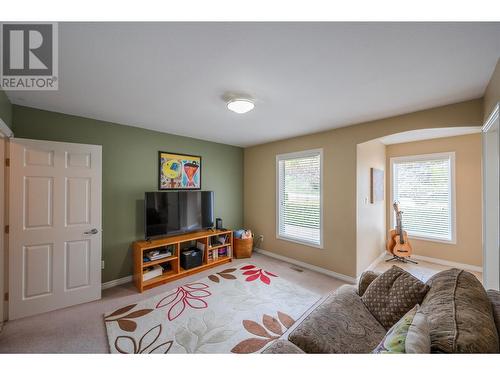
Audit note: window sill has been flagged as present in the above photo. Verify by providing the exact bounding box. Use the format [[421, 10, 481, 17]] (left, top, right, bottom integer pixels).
[[407, 234, 456, 245], [276, 234, 323, 249]]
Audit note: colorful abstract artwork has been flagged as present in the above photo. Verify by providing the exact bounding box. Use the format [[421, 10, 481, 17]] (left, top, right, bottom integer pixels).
[[159, 151, 201, 190]]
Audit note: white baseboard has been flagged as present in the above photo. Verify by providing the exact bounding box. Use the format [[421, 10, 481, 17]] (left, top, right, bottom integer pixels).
[[364, 252, 388, 272], [100, 252, 482, 290], [364, 251, 483, 273], [254, 248, 356, 284], [410, 254, 483, 273], [102, 275, 133, 290]]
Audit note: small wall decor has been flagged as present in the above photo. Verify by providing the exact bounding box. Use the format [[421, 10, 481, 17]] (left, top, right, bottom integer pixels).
[[370, 168, 384, 203], [158, 151, 201, 190]]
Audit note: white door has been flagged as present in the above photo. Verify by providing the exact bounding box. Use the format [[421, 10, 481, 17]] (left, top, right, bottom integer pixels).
[[9, 138, 102, 319], [482, 104, 499, 290]]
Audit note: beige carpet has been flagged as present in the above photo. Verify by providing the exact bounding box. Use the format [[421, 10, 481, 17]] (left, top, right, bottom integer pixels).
[[0, 253, 344, 353], [104, 263, 320, 353]]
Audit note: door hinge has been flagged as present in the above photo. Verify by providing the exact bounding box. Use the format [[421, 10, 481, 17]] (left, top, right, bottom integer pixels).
[[4, 225, 9, 234], [4, 292, 8, 302], [5, 158, 9, 167]]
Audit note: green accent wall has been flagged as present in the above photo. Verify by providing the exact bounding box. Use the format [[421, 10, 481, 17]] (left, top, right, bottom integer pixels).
[[12, 105, 243, 282], [0, 89, 12, 127]]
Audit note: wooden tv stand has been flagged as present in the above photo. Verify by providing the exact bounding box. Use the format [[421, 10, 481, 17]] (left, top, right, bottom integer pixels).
[[132, 229, 233, 292]]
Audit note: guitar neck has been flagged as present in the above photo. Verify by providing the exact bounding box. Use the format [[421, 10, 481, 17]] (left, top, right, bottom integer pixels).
[[393, 203, 407, 245], [396, 213, 404, 244]]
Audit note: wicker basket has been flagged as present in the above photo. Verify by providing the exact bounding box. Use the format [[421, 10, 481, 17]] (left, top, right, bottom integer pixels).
[[233, 237, 253, 259]]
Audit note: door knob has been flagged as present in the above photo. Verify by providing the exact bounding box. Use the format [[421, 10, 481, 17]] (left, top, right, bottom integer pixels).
[[84, 228, 99, 235]]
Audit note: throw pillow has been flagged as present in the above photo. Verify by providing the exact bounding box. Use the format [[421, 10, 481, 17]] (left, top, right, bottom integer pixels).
[[405, 307, 431, 353], [372, 305, 431, 354], [361, 265, 429, 329], [358, 270, 380, 296]]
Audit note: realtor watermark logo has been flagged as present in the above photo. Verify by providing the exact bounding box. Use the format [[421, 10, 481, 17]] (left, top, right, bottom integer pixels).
[[0, 22, 58, 90]]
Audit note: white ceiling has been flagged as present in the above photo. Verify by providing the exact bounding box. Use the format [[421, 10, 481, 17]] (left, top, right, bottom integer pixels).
[[6, 22, 500, 147], [379, 126, 481, 145]]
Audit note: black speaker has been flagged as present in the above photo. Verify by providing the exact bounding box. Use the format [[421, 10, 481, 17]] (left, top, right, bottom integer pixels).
[[215, 218, 223, 230]]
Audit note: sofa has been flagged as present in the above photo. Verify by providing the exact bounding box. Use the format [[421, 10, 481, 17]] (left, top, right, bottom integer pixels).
[[263, 268, 500, 354]]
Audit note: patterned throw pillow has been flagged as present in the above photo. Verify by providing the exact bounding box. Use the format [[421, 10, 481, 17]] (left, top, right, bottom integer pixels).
[[361, 265, 429, 329], [358, 270, 380, 296], [372, 305, 431, 354]]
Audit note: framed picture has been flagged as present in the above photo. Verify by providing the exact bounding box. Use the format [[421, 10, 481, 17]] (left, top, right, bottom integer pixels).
[[158, 151, 202, 190], [370, 168, 384, 203]]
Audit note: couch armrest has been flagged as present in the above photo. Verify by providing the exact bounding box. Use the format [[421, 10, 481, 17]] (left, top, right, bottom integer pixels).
[[487, 289, 500, 342], [358, 270, 380, 296], [261, 339, 305, 354]]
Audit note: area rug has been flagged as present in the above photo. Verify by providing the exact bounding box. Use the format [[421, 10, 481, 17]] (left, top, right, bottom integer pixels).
[[104, 264, 320, 353]]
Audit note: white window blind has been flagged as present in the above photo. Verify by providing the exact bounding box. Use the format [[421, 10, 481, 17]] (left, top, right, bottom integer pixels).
[[277, 149, 322, 247], [392, 152, 455, 242]]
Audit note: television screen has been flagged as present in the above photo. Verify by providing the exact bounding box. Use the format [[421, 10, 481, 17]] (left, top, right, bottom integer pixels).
[[145, 191, 214, 239]]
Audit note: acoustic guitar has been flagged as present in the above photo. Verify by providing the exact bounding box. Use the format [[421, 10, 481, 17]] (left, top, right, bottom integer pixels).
[[386, 202, 401, 252], [390, 202, 413, 257]]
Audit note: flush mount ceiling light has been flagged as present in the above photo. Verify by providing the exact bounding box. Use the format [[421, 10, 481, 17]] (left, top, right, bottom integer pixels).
[[227, 98, 255, 114]]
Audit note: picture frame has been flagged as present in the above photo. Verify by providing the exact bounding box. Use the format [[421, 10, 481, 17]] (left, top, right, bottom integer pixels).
[[158, 151, 202, 190]]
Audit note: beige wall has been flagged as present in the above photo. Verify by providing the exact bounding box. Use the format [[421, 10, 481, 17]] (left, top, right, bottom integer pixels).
[[244, 99, 483, 278], [356, 139, 386, 275], [385, 133, 483, 267], [484, 59, 500, 121]]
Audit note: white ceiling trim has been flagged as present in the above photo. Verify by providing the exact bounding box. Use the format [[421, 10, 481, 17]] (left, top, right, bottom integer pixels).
[[379, 127, 481, 145]]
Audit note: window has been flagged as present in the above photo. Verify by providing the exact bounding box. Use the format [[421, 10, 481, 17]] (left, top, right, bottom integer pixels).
[[276, 149, 323, 248], [391, 152, 455, 243]]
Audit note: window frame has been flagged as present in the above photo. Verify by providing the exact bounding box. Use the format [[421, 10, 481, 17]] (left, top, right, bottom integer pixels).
[[390, 151, 457, 244], [276, 148, 324, 249]]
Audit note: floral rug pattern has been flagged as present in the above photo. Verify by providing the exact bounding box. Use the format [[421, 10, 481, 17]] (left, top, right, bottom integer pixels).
[[104, 264, 319, 353]]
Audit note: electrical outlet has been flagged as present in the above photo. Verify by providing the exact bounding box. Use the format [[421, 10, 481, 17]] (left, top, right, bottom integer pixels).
[[101, 260, 105, 270], [258, 234, 264, 242]]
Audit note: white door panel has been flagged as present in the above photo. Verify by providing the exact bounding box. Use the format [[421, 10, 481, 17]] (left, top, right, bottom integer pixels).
[[65, 177, 91, 226], [24, 176, 54, 229], [23, 243, 53, 298], [9, 138, 102, 319], [65, 239, 90, 290]]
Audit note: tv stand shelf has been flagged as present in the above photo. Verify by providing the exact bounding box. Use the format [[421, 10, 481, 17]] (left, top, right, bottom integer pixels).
[[142, 255, 178, 268], [133, 229, 233, 292]]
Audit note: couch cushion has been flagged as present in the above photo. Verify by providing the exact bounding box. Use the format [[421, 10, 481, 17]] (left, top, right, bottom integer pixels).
[[487, 289, 500, 340], [358, 270, 380, 296], [421, 269, 499, 353], [288, 285, 386, 353], [261, 339, 305, 354], [361, 266, 429, 330]]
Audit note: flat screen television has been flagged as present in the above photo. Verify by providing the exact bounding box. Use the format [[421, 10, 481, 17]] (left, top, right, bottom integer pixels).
[[144, 191, 214, 239]]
